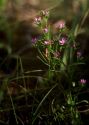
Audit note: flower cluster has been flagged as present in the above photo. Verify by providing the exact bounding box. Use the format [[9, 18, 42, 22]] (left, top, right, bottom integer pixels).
[[32, 10, 86, 88], [33, 11, 80, 68]]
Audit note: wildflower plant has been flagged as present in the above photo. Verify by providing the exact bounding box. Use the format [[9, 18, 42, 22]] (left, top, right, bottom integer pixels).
[[32, 10, 87, 125], [33, 10, 83, 74]]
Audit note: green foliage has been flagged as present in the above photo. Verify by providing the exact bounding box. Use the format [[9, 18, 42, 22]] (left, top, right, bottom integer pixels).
[[0, 0, 6, 11]]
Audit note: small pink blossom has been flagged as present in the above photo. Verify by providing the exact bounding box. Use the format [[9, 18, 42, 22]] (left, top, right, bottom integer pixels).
[[80, 79, 86, 84], [43, 28, 48, 33], [31, 37, 37, 44], [59, 37, 66, 45], [34, 17, 41, 25], [54, 20, 65, 29], [44, 40, 52, 45]]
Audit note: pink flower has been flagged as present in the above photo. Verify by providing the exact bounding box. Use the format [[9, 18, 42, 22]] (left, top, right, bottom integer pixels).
[[44, 40, 52, 45], [34, 17, 41, 25], [31, 37, 37, 44], [59, 37, 66, 45], [80, 79, 86, 84], [43, 28, 48, 33], [54, 20, 65, 29]]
